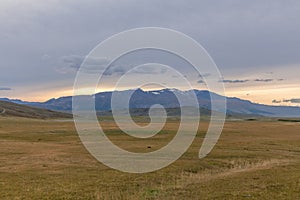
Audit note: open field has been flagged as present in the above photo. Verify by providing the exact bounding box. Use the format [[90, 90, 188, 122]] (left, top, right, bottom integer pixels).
[[0, 117, 300, 199], [0, 101, 72, 119]]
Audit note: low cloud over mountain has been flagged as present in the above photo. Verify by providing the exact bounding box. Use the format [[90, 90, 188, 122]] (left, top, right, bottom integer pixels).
[[0, 87, 12, 91]]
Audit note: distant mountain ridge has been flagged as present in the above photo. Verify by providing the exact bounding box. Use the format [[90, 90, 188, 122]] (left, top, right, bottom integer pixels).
[[1, 89, 300, 117]]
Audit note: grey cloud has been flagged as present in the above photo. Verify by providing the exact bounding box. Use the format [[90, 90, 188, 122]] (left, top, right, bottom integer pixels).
[[1, 0, 300, 99], [221, 78, 284, 84], [254, 79, 274, 82], [272, 98, 300, 104], [197, 73, 212, 84], [58, 55, 170, 76], [197, 79, 208, 86], [222, 79, 250, 83], [283, 98, 300, 103], [61, 55, 85, 70], [198, 73, 211, 78], [103, 65, 128, 76], [131, 65, 168, 75], [57, 55, 112, 74], [2, 1, 300, 73], [272, 99, 281, 103], [66, 55, 110, 69], [0, 87, 12, 91]]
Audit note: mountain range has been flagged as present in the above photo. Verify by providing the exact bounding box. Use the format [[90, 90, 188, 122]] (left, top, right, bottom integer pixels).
[[1, 89, 300, 118]]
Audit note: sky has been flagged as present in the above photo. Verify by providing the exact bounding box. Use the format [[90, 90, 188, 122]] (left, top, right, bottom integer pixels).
[[0, 0, 299, 106]]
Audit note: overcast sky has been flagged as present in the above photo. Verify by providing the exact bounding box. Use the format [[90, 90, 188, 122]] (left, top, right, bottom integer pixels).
[[0, 0, 299, 105]]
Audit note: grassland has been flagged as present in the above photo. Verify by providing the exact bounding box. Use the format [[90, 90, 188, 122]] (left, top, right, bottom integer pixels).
[[0, 116, 299, 199], [0, 101, 72, 119]]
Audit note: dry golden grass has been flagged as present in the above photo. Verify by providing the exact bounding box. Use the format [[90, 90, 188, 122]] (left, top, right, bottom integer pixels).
[[0, 117, 300, 199]]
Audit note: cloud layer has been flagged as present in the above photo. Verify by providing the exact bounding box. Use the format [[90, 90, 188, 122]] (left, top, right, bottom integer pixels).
[[273, 98, 300, 104], [0, 0, 299, 103], [0, 87, 12, 91], [218, 78, 283, 84]]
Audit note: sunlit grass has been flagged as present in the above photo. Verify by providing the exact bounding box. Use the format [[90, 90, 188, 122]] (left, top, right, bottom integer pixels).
[[0, 117, 299, 199]]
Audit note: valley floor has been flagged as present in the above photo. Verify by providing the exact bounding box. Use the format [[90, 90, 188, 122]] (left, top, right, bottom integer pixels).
[[0, 117, 299, 199]]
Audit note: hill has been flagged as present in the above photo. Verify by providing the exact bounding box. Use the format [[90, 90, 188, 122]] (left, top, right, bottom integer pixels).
[[0, 100, 72, 119]]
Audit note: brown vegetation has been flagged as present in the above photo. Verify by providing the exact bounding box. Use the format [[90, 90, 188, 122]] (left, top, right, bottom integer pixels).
[[0, 117, 299, 199]]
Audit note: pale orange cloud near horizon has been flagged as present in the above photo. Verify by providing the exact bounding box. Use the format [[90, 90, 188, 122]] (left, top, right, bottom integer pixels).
[[2, 63, 299, 106], [4, 81, 299, 107]]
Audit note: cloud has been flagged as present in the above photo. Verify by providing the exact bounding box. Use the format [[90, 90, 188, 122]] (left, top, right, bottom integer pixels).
[[283, 98, 300, 103], [1, 0, 300, 100], [65, 55, 110, 70], [197, 79, 208, 86], [198, 73, 211, 78], [221, 79, 250, 83], [61, 55, 85, 70], [272, 99, 281, 103], [0, 87, 12, 91], [254, 79, 274, 82], [103, 65, 128, 76], [57, 55, 113, 74], [220, 78, 284, 84], [57, 55, 171, 76], [273, 98, 300, 104], [131, 65, 168, 75]]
